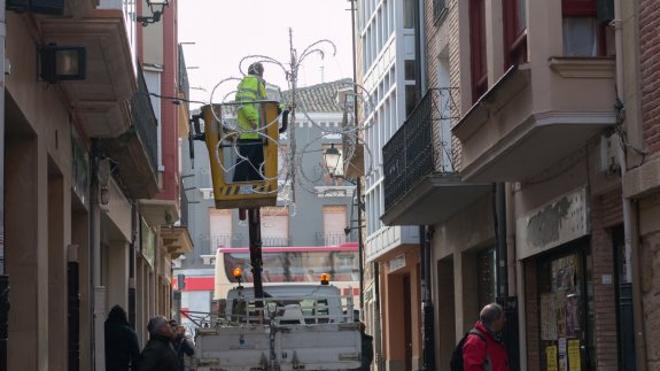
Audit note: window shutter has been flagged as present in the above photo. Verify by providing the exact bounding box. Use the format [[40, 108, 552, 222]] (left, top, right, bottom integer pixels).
[[209, 209, 232, 250], [261, 207, 289, 246], [323, 206, 347, 244]]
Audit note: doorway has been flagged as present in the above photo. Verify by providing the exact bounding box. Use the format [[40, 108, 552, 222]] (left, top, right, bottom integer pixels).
[[403, 274, 412, 371], [613, 226, 636, 370]]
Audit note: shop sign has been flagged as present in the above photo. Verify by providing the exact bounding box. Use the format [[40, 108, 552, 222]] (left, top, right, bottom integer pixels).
[[516, 188, 589, 259], [141, 217, 156, 268], [388, 254, 406, 273]]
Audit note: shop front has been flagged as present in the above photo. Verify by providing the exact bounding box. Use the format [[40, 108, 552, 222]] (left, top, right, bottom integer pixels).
[[517, 188, 594, 371], [531, 240, 594, 371]]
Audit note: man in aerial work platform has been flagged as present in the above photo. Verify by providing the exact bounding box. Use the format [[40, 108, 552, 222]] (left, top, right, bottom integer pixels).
[[233, 62, 267, 182]]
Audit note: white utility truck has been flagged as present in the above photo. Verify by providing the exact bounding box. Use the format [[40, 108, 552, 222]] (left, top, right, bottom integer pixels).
[[191, 281, 362, 371]]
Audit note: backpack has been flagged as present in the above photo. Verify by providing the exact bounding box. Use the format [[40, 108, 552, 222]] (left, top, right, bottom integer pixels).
[[450, 328, 486, 371]]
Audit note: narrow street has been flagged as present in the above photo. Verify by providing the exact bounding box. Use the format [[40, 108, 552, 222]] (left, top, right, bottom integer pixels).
[[0, 0, 659, 370]]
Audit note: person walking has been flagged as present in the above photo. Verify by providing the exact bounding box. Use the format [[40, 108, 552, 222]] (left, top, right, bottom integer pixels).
[[358, 322, 373, 371], [460, 303, 510, 371], [140, 316, 178, 371], [104, 305, 140, 371]]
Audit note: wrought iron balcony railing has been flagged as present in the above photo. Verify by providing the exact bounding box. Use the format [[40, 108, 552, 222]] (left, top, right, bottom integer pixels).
[[132, 64, 159, 172], [383, 88, 458, 211], [316, 232, 348, 246]]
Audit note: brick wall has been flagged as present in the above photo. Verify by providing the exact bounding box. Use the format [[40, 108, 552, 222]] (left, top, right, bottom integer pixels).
[[590, 189, 623, 371], [447, 0, 464, 171], [640, 228, 660, 370], [638, 0, 660, 368], [640, 0, 660, 154], [424, 0, 442, 90]]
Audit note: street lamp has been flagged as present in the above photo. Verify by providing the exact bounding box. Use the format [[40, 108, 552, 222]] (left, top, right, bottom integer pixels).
[[39, 44, 87, 84], [137, 0, 170, 26], [323, 144, 342, 177]]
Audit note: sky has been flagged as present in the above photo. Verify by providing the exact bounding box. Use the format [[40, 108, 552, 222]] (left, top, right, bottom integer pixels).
[[178, 0, 354, 108]]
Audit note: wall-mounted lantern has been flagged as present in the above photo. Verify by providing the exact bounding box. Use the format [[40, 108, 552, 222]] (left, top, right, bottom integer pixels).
[[39, 44, 86, 84], [137, 0, 170, 26]]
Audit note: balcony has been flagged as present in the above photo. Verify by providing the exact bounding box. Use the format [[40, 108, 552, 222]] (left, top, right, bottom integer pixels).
[[316, 232, 348, 246], [98, 65, 159, 199], [262, 237, 290, 248], [381, 88, 490, 226], [39, 5, 137, 137], [161, 226, 193, 259], [453, 59, 617, 182]]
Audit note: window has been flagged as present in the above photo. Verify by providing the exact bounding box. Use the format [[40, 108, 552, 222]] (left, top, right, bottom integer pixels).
[[261, 207, 289, 247], [209, 209, 232, 252], [403, 0, 415, 28], [405, 85, 418, 116], [433, 0, 447, 22], [322, 206, 347, 245], [503, 0, 528, 69], [562, 0, 612, 56], [404, 60, 416, 81], [469, 0, 487, 102], [388, 0, 394, 37]]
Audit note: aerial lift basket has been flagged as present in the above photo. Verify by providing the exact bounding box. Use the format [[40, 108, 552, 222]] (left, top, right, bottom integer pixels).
[[199, 101, 283, 210]]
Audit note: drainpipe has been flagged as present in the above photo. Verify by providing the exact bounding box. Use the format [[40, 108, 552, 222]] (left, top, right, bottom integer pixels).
[[613, 0, 647, 369], [413, 2, 435, 369], [0, 2, 8, 370], [373, 261, 383, 370], [90, 141, 98, 371], [349, 0, 365, 316], [494, 183, 508, 298], [420, 226, 435, 371]]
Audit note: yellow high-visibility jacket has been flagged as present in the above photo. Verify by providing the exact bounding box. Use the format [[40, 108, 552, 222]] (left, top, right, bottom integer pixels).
[[235, 75, 267, 140]]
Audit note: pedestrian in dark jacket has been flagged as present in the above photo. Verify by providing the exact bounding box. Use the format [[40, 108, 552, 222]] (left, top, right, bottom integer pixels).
[[104, 305, 140, 371], [463, 303, 510, 371], [140, 316, 178, 371], [170, 320, 195, 371], [354, 322, 373, 371]]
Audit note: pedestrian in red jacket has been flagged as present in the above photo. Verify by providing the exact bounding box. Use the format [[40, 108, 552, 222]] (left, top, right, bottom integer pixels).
[[462, 303, 510, 371]]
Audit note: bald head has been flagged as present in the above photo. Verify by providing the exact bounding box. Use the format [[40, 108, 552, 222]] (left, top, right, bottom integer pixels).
[[480, 303, 505, 332]]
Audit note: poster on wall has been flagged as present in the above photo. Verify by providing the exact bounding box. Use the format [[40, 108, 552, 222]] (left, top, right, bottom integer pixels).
[[556, 292, 567, 338], [541, 294, 558, 340], [546, 345, 558, 371], [568, 339, 581, 371], [552, 255, 576, 292], [558, 338, 568, 371], [565, 294, 580, 337]]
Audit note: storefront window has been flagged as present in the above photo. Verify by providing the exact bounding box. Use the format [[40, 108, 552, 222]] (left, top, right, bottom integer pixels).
[[537, 249, 593, 371]]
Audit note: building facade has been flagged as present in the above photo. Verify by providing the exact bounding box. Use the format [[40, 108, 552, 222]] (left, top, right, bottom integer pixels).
[[0, 0, 191, 369], [176, 79, 358, 329], [374, 0, 655, 370], [355, 0, 428, 369]]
